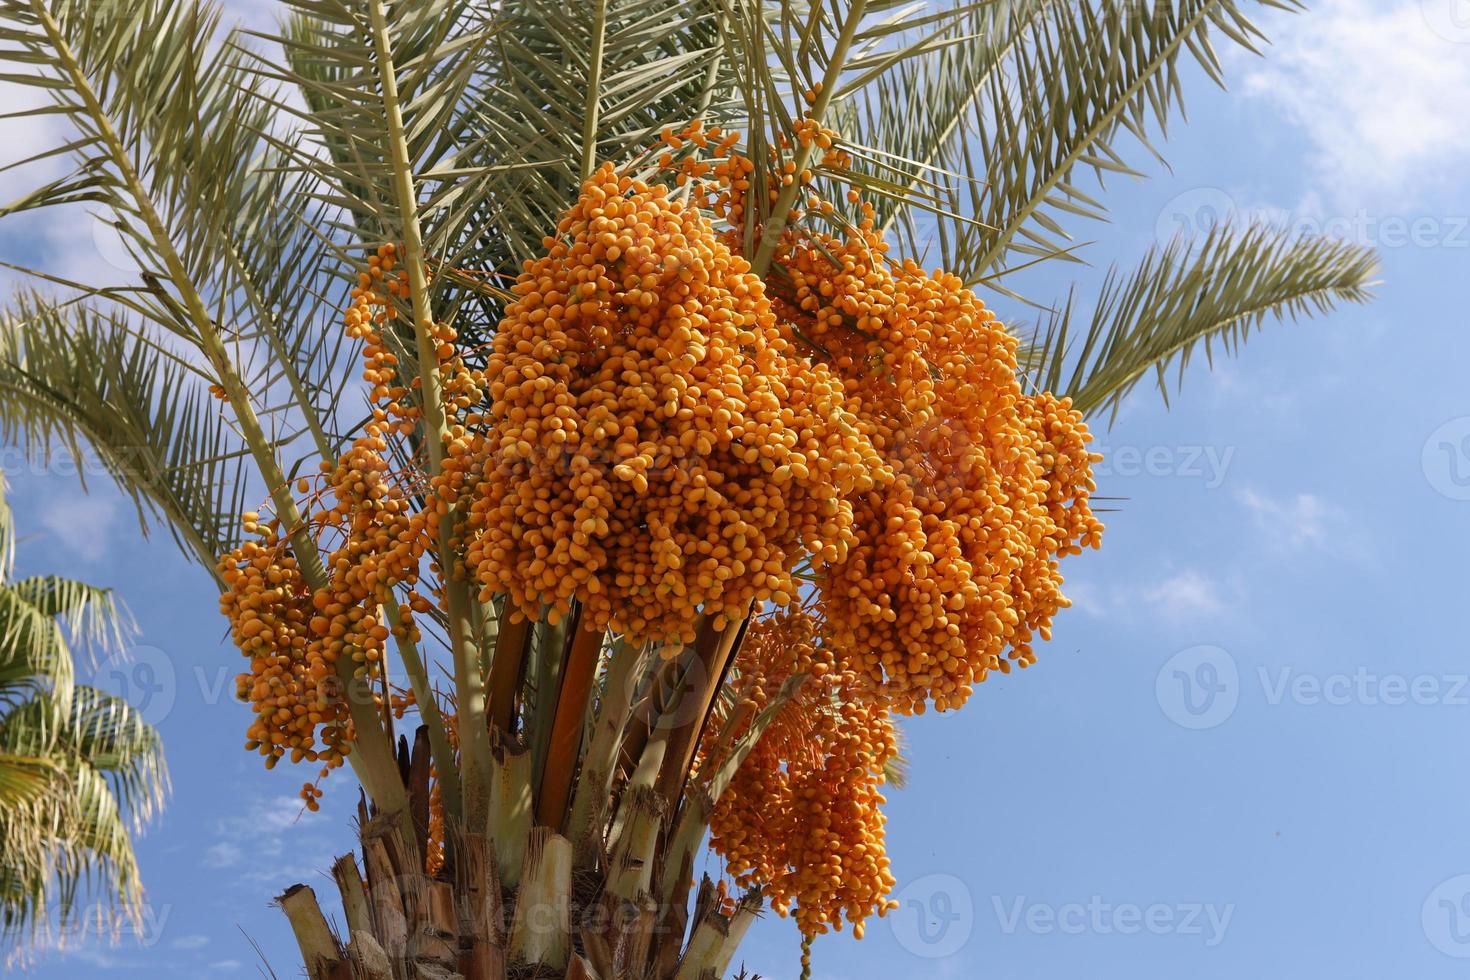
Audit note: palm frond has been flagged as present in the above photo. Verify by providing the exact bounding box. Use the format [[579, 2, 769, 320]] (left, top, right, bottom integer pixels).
[[1023, 224, 1379, 421], [0, 469, 12, 577], [0, 0, 349, 519], [0, 752, 59, 808], [0, 584, 74, 719], [839, 0, 1050, 235], [8, 578, 132, 662], [0, 295, 258, 571], [848, 0, 1298, 286], [464, 0, 738, 280], [0, 603, 161, 959], [261, 0, 738, 347], [719, 0, 992, 265], [0, 0, 260, 303], [61, 686, 169, 831], [222, 154, 363, 460], [0, 743, 145, 951]]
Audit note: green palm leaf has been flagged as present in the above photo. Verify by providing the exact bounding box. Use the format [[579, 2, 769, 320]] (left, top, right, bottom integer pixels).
[[0, 0, 352, 526], [9, 577, 131, 659], [0, 752, 58, 806], [1023, 224, 1380, 421], [0, 581, 74, 717], [0, 512, 163, 958], [842, 0, 1297, 290], [0, 295, 256, 570]]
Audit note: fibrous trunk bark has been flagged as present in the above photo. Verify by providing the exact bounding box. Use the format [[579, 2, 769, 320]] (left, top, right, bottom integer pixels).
[[277, 729, 759, 980]]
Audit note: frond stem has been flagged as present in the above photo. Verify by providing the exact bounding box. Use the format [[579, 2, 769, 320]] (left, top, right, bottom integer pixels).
[[28, 0, 407, 819], [383, 592, 462, 821], [579, 0, 609, 182], [750, 0, 869, 276], [366, 0, 494, 832]]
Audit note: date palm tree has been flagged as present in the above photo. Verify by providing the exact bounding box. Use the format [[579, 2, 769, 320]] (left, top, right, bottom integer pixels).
[[0, 478, 167, 961], [0, 0, 1373, 977]]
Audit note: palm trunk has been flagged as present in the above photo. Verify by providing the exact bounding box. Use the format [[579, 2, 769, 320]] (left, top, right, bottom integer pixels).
[[277, 817, 759, 980], [278, 666, 764, 980]]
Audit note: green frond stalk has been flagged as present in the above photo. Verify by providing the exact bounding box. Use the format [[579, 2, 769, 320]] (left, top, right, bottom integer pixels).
[[1025, 223, 1380, 420], [22, 0, 406, 820], [365, 0, 492, 835], [580, 0, 610, 182], [382, 593, 460, 821], [750, 0, 869, 275]]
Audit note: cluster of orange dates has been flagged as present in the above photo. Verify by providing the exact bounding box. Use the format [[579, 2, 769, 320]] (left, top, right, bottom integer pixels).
[[219, 245, 436, 805], [463, 164, 879, 644], [703, 609, 899, 939], [218, 123, 1102, 942]]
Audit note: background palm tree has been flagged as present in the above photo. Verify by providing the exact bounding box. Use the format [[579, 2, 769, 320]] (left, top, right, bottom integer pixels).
[[0, 477, 168, 961], [0, 0, 1375, 977]]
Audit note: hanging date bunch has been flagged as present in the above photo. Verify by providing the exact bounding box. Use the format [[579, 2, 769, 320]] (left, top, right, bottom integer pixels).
[[702, 609, 899, 943], [689, 119, 1106, 714], [676, 118, 1104, 945], [218, 245, 435, 806], [789, 230, 1105, 713], [463, 163, 884, 646]]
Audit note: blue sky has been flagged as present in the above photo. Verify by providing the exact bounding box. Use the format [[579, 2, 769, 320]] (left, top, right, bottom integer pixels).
[[5, 0, 1470, 977]]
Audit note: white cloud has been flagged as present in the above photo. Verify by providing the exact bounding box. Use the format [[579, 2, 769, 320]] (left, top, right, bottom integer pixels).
[[172, 934, 211, 951], [1065, 569, 1232, 622], [1240, 0, 1470, 206], [202, 841, 243, 869], [254, 794, 312, 832], [1142, 570, 1228, 619], [210, 961, 244, 972], [1237, 488, 1331, 551], [38, 491, 118, 563], [1237, 487, 1370, 562], [202, 790, 349, 890]]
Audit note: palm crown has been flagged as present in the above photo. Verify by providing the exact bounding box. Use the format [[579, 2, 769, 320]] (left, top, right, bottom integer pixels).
[[0, 0, 1374, 977], [0, 478, 167, 959]]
